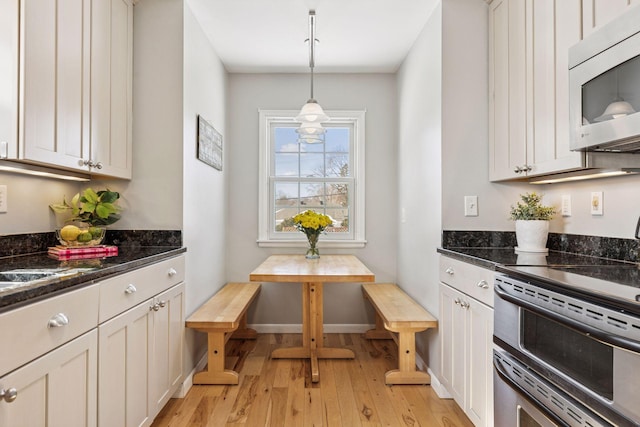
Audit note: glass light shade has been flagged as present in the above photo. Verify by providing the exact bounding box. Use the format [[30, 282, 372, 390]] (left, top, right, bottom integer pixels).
[[296, 122, 326, 144], [296, 100, 329, 123], [594, 100, 636, 122]]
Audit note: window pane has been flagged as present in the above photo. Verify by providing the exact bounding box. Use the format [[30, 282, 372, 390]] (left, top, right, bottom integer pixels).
[[325, 182, 349, 207], [300, 182, 324, 208], [274, 182, 298, 207], [275, 153, 299, 176], [325, 128, 350, 152], [300, 153, 324, 177], [274, 127, 299, 152], [325, 208, 349, 233], [325, 154, 349, 177]]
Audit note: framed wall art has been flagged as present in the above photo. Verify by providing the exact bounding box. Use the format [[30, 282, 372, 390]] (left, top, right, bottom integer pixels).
[[197, 115, 223, 171]]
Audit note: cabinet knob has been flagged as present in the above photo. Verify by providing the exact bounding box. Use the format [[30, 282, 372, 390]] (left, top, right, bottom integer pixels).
[[445, 267, 454, 275], [168, 268, 177, 277], [461, 301, 470, 309], [150, 302, 160, 312], [158, 300, 166, 308], [0, 388, 17, 403], [514, 166, 523, 173], [80, 159, 103, 169], [124, 284, 137, 294], [476, 280, 489, 289], [94, 161, 103, 170], [48, 313, 69, 328], [454, 298, 461, 306]]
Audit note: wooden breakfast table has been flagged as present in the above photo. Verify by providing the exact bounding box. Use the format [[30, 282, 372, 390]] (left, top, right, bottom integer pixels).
[[249, 254, 375, 382]]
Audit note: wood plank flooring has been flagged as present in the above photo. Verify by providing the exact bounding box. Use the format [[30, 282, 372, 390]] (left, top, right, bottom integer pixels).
[[151, 333, 474, 427]]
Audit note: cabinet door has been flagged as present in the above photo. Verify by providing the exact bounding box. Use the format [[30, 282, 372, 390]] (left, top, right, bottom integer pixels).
[[439, 284, 466, 407], [465, 298, 494, 427], [582, 0, 640, 38], [0, 330, 97, 427], [0, 0, 18, 158], [91, 0, 133, 179], [149, 283, 185, 416], [98, 300, 153, 427], [489, 0, 527, 181], [525, 0, 583, 177], [20, 0, 91, 171]]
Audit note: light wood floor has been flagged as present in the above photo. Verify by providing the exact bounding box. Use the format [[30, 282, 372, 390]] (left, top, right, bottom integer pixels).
[[151, 333, 474, 427]]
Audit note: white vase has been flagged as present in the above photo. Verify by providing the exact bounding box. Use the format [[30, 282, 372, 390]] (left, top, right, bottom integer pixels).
[[515, 220, 549, 253]]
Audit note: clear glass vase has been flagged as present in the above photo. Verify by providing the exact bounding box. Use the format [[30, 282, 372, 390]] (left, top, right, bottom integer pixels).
[[305, 233, 320, 259]]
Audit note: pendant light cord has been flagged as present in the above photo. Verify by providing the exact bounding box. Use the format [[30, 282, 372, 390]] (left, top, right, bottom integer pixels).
[[308, 11, 316, 101]]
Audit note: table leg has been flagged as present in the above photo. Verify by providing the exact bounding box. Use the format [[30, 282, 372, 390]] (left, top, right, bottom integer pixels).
[[271, 281, 355, 383]]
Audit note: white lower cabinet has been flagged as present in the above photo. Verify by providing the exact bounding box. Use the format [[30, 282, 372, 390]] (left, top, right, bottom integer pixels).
[[98, 282, 185, 427], [439, 256, 494, 427], [0, 330, 98, 427]]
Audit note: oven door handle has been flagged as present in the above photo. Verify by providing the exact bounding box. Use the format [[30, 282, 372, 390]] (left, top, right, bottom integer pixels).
[[495, 284, 640, 354], [493, 356, 571, 427]]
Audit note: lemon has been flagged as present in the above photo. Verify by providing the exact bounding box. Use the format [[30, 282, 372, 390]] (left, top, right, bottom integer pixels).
[[77, 231, 93, 243], [60, 225, 81, 241]]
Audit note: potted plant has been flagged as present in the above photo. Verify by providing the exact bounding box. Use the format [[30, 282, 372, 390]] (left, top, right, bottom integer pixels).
[[509, 192, 555, 253], [50, 188, 121, 246]]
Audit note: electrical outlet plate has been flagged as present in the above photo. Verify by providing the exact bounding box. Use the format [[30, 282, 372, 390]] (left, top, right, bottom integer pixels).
[[561, 195, 571, 217], [591, 192, 603, 216], [0, 185, 6, 213], [464, 196, 478, 217]]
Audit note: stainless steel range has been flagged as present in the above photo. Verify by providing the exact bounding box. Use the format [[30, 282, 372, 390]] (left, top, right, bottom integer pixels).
[[493, 261, 640, 427]]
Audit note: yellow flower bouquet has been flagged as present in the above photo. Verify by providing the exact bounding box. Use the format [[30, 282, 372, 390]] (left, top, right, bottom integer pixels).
[[293, 210, 333, 259]]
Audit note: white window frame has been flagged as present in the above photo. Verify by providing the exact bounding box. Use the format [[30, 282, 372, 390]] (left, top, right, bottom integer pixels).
[[257, 109, 366, 248]]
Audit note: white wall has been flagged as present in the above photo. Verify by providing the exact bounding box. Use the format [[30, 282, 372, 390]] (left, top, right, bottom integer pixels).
[[182, 0, 229, 368], [396, 1, 443, 380], [226, 73, 398, 327], [0, 173, 82, 234]]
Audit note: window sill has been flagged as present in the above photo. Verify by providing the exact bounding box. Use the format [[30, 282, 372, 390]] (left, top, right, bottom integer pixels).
[[256, 239, 367, 249]]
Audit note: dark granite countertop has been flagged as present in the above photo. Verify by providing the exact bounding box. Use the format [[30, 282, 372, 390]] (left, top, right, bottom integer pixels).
[[0, 245, 186, 313]]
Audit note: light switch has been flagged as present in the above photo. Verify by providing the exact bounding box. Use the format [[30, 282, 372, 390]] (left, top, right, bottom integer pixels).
[[464, 196, 478, 217], [0, 185, 7, 213], [591, 192, 603, 216], [561, 195, 571, 217]]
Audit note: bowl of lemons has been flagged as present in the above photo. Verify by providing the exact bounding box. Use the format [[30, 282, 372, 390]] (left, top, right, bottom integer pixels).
[[56, 224, 106, 247]]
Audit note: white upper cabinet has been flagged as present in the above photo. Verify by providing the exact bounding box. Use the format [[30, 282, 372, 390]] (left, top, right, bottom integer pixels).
[[582, 0, 640, 38], [489, 0, 584, 181], [0, 0, 133, 179]]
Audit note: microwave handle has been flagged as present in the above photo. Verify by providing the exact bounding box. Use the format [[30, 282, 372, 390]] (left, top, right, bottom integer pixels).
[[495, 284, 640, 354]]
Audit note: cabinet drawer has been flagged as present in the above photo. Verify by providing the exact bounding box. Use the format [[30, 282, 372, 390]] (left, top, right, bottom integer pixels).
[[99, 255, 185, 323], [439, 256, 494, 307], [0, 284, 99, 377]]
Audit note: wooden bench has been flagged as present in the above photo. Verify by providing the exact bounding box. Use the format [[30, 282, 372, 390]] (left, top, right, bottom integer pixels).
[[362, 283, 438, 385], [185, 282, 261, 385]]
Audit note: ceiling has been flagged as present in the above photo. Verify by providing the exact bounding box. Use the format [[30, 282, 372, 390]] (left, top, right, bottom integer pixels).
[[187, 0, 439, 73]]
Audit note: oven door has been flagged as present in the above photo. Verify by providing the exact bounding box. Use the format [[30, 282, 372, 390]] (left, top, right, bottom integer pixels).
[[494, 275, 640, 425], [494, 346, 612, 427]]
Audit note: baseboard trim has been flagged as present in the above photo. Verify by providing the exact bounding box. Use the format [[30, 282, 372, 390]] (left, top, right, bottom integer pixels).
[[249, 323, 374, 333], [414, 351, 450, 398], [173, 351, 208, 399]]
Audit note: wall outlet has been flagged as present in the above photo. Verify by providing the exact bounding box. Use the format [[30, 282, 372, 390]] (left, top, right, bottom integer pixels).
[[561, 195, 571, 217], [464, 196, 478, 217], [591, 192, 603, 216], [0, 185, 7, 213]]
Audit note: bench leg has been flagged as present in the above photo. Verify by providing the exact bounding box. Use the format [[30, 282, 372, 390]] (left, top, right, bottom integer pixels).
[[385, 331, 431, 385], [364, 311, 393, 340], [193, 331, 239, 385], [231, 313, 258, 340]]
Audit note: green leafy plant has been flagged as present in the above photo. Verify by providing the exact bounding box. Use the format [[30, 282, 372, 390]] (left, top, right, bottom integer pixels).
[[509, 192, 555, 221], [50, 188, 122, 226]]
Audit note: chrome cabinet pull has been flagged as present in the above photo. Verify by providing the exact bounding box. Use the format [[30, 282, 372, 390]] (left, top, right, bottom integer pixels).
[[167, 268, 177, 277], [124, 284, 137, 294], [461, 301, 470, 309], [150, 302, 160, 312], [80, 159, 103, 169], [158, 300, 166, 308], [476, 280, 489, 289], [514, 166, 523, 173], [445, 267, 454, 275], [0, 388, 17, 403], [454, 298, 461, 306], [48, 313, 69, 328]]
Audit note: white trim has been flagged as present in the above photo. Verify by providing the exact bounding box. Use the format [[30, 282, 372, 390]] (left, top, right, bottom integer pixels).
[[415, 351, 451, 398], [249, 323, 374, 334], [257, 109, 366, 247], [172, 351, 208, 398]]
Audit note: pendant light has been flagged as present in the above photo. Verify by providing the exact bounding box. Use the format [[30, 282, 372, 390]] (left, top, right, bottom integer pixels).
[[296, 10, 329, 144]]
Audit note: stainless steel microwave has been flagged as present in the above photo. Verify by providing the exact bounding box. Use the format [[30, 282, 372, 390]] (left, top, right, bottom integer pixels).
[[569, 6, 640, 152]]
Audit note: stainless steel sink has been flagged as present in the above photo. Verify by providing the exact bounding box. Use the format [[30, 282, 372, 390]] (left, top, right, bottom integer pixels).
[[0, 268, 95, 291]]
